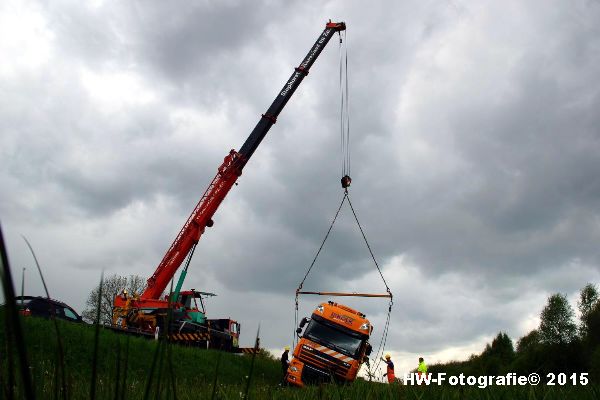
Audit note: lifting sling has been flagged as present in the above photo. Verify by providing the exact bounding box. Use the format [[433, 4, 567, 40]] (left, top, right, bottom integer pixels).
[[293, 190, 394, 373], [293, 30, 393, 373]]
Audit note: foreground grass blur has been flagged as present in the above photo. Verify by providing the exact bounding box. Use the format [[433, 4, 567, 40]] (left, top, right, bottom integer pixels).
[[1, 313, 600, 399]]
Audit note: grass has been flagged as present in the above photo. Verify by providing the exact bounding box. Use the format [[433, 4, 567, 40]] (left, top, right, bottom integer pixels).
[[0, 312, 282, 398], [1, 314, 600, 399]]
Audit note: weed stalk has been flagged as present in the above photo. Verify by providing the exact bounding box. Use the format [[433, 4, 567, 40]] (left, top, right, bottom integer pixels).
[[90, 272, 104, 400], [0, 224, 35, 399]]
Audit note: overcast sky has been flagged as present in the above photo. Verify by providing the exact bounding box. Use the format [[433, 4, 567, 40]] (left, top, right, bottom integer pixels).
[[2, 0, 600, 377]]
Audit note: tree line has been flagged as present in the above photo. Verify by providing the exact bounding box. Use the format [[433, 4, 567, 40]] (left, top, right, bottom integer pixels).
[[429, 283, 600, 381], [81, 274, 145, 324]]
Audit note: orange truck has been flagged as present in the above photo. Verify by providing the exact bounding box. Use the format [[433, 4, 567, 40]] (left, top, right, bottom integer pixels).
[[286, 301, 373, 386]]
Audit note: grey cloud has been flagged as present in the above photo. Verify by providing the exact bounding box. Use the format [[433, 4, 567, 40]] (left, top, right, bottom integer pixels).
[[3, 0, 600, 367]]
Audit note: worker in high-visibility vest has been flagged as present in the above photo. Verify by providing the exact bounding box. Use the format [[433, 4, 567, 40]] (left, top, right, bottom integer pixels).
[[381, 354, 395, 383], [417, 357, 428, 378]]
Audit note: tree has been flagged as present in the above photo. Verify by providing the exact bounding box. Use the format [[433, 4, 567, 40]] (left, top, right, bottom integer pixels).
[[516, 329, 540, 353], [538, 293, 577, 345], [512, 329, 544, 375], [585, 301, 600, 348], [480, 332, 515, 374], [81, 274, 146, 324], [578, 283, 599, 337], [490, 332, 514, 361]]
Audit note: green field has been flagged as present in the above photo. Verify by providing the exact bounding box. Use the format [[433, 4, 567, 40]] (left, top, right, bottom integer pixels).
[[1, 314, 599, 399]]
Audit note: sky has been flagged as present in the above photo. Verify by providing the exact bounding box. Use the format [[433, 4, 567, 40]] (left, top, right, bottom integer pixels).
[[2, 0, 600, 378]]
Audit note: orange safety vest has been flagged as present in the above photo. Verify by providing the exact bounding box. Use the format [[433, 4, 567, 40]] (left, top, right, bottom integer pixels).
[[386, 361, 395, 383]]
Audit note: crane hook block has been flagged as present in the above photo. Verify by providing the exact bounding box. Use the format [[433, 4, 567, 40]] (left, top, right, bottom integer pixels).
[[341, 175, 352, 189]]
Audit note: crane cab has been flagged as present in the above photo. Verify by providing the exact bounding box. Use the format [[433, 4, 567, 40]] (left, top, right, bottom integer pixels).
[[175, 289, 215, 324]]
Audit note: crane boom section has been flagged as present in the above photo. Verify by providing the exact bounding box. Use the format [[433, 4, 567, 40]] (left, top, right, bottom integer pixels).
[[141, 21, 346, 300], [238, 21, 346, 162]]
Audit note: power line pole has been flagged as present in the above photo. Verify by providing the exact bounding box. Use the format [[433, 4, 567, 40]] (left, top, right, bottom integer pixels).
[[21, 267, 25, 304]]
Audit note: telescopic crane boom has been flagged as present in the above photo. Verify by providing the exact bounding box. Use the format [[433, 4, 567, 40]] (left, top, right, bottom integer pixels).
[[112, 21, 346, 346], [141, 21, 346, 300]]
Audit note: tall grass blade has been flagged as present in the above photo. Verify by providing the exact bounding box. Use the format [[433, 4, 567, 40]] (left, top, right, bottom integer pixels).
[[210, 351, 222, 400], [21, 235, 68, 400], [21, 236, 49, 298], [143, 337, 163, 400], [3, 317, 15, 400], [90, 272, 104, 400], [153, 336, 167, 400], [163, 277, 177, 400], [242, 324, 260, 400], [53, 351, 59, 400], [20, 268, 24, 303], [120, 335, 130, 400], [0, 224, 35, 399], [113, 339, 121, 400], [327, 367, 342, 400], [166, 342, 178, 400]]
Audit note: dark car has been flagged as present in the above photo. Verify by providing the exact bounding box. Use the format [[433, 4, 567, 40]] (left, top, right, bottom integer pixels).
[[15, 296, 83, 323]]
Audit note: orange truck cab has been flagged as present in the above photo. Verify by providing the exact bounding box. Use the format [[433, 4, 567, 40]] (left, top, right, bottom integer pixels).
[[286, 301, 373, 386]]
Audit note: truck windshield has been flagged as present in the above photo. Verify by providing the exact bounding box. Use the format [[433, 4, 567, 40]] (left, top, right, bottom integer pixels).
[[304, 319, 363, 358]]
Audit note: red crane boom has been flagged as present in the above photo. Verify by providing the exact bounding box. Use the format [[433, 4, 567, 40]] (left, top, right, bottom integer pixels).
[[141, 21, 346, 300], [112, 22, 347, 350], [141, 150, 242, 299]]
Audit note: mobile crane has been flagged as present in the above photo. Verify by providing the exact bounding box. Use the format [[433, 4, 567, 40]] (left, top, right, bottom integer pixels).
[[111, 21, 347, 350]]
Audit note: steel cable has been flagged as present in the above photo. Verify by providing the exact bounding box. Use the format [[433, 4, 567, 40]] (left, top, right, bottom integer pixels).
[[339, 31, 350, 178], [293, 28, 393, 373]]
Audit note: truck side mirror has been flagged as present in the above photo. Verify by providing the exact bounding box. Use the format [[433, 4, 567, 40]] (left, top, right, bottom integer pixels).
[[296, 327, 302, 335], [299, 317, 309, 328], [365, 343, 372, 356]]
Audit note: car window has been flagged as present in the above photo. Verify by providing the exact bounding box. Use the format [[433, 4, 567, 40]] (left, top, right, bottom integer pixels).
[[52, 304, 64, 316], [16, 298, 32, 307], [63, 307, 78, 320]]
